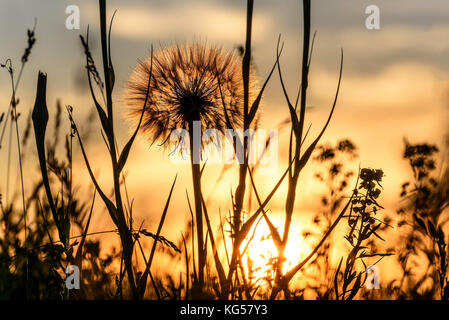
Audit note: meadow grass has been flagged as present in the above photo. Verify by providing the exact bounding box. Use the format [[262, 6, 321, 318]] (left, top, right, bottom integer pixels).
[[0, 0, 448, 301]]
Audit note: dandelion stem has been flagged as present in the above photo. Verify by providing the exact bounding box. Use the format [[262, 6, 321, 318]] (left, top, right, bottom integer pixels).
[[189, 119, 205, 292]]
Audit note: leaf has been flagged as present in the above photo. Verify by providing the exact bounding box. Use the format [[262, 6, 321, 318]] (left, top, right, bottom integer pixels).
[[437, 227, 446, 245], [107, 10, 117, 92], [74, 190, 96, 267], [247, 44, 282, 124], [80, 31, 112, 139], [202, 195, 226, 291], [99, 0, 110, 100], [31, 72, 59, 227], [117, 46, 153, 173], [334, 257, 343, 300], [247, 167, 282, 250], [138, 174, 177, 298], [428, 220, 437, 238], [282, 171, 360, 285], [68, 106, 119, 226], [276, 37, 300, 141], [117, 134, 134, 173], [295, 49, 344, 175], [235, 156, 294, 247], [182, 234, 190, 300], [346, 273, 362, 300], [95, 99, 111, 137], [413, 214, 427, 232], [372, 230, 386, 242]]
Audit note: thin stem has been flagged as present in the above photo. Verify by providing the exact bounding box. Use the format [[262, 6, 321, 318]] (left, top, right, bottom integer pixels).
[[98, 0, 138, 299], [6, 118, 13, 202], [189, 120, 204, 291], [11, 79, 28, 299], [226, 0, 254, 296]]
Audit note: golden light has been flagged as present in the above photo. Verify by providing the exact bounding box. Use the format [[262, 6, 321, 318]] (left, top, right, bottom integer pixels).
[[239, 214, 313, 287]]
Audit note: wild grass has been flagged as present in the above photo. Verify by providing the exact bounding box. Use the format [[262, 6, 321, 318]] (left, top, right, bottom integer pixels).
[[0, 0, 448, 300]]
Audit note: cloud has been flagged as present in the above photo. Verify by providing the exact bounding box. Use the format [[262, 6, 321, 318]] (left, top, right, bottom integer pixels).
[[92, 3, 273, 43], [309, 61, 449, 111], [339, 25, 449, 56], [310, 25, 449, 72]]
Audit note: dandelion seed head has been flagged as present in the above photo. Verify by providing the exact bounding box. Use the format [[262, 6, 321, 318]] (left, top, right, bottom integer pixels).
[[124, 42, 256, 149]]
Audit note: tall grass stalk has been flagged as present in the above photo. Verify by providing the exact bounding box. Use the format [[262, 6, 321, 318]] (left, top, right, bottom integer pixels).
[[1, 24, 36, 297], [67, 0, 153, 299], [254, 0, 344, 298]]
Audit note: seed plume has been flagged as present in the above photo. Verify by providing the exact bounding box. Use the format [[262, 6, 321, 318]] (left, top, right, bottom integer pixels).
[[125, 42, 250, 148]]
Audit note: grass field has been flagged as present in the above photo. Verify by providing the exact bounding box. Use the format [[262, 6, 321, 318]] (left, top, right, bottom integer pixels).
[[0, 0, 448, 300]]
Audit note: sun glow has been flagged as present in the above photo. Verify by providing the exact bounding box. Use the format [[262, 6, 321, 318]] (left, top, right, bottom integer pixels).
[[240, 215, 313, 287]]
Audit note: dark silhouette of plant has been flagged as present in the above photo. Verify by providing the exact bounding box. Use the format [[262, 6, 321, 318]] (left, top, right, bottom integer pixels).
[[248, 0, 344, 299], [395, 139, 449, 299], [1, 23, 36, 298], [125, 42, 245, 294], [334, 168, 391, 300], [65, 0, 154, 299], [303, 139, 358, 299], [1, 94, 98, 299]]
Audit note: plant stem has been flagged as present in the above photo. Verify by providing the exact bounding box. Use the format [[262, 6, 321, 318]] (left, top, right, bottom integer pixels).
[[189, 119, 204, 291], [98, 0, 138, 299], [273, 0, 312, 293], [13, 95, 28, 299], [226, 0, 254, 296]]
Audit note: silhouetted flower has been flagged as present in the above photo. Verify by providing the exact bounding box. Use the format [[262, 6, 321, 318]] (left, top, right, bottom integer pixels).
[[125, 42, 247, 148]]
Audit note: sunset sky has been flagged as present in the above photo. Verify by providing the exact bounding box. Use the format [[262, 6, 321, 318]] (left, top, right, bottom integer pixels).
[[1, 0, 449, 285]]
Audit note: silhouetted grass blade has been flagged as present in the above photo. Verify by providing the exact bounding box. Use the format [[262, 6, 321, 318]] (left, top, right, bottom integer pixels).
[[31, 71, 59, 230]]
